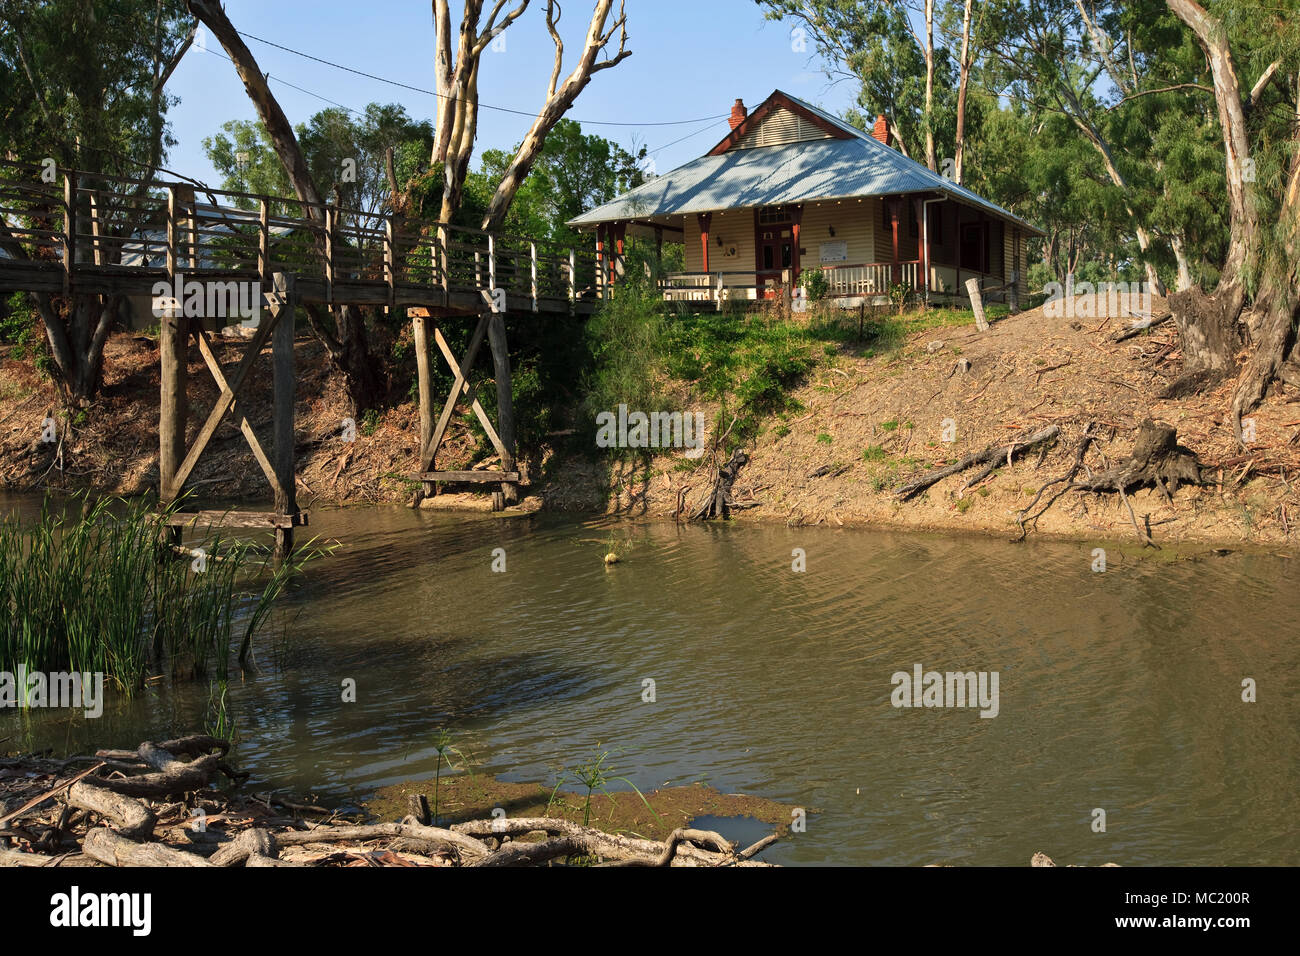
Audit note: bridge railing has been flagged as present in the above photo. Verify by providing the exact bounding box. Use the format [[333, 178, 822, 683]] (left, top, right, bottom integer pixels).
[[0, 159, 597, 311]]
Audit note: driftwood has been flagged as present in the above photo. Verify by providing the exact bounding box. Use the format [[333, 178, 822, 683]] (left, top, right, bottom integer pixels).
[[896, 426, 1061, 500], [691, 450, 750, 520], [1, 738, 781, 868], [83, 827, 214, 867], [1110, 311, 1172, 342], [67, 781, 156, 840], [89, 736, 244, 798]]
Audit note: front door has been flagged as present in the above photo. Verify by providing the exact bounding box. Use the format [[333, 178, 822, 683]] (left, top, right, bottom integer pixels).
[[756, 210, 794, 297]]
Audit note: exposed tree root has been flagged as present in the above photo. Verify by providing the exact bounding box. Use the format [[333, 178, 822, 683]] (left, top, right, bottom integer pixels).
[[895, 426, 1060, 501], [691, 449, 750, 520], [1015, 420, 1208, 544]]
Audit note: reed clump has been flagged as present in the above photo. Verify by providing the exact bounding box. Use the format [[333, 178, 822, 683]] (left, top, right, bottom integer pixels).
[[0, 495, 318, 694]]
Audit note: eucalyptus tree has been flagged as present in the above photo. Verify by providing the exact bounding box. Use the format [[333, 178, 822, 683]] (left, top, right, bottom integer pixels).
[[1161, 0, 1300, 439], [0, 0, 196, 403]]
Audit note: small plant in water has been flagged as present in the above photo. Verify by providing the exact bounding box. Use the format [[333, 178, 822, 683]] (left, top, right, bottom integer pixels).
[[205, 679, 235, 743], [547, 748, 659, 829], [430, 728, 464, 826]]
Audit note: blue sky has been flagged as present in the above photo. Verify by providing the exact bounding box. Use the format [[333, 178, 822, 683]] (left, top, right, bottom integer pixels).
[[164, 0, 857, 187]]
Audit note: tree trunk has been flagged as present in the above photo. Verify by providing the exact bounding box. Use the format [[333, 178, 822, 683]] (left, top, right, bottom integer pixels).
[[186, 0, 383, 413], [953, 0, 973, 184]]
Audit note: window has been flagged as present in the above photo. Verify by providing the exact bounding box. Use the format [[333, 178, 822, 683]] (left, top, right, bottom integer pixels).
[[759, 206, 793, 224]]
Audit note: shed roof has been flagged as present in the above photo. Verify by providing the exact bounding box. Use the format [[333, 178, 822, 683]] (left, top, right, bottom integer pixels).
[[569, 91, 1043, 236]]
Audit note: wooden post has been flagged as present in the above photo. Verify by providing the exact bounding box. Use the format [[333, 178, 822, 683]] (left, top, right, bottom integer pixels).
[[385, 217, 396, 307], [568, 247, 577, 304], [272, 272, 298, 556], [324, 206, 335, 303], [437, 224, 449, 293], [530, 241, 538, 312], [595, 225, 605, 299], [790, 205, 803, 288], [488, 233, 496, 295], [412, 310, 435, 496], [654, 225, 663, 280], [177, 186, 196, 271], [486, 312, 518, 507], [258, 199, 270, 287], [1010, 228, 1021, 314], [890, 199, 901, 286], [914, 197, 926, 294], [88, 188, 103, 267], [62, 173, 76, 293], [966, 277, 989, 332], [613, 222, 626, 287], [166, 185, 178, 281], [159, 303, 187, 506]]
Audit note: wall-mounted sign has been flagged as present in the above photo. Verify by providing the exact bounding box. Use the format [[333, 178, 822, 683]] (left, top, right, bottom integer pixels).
[[819, 240, 848, 263]]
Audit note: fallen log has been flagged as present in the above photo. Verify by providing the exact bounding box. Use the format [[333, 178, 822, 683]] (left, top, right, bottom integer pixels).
[[210, 828, 278, 866], [90, 738, 240, 798], [896, 426, 1060, 501], [452, 817, 764, 867]]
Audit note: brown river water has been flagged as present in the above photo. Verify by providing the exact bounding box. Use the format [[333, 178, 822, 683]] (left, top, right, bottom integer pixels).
[[3, 496, 1298, 865]]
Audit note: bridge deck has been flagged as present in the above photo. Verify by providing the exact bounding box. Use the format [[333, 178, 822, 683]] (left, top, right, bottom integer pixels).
[[0, 159, 602, 317]]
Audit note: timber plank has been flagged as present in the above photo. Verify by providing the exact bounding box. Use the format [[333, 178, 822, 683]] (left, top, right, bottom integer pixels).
[[163, 510, 309, 529], [420, 471, 521, 484]]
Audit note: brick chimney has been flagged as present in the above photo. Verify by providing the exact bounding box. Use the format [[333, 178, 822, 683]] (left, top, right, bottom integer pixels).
[[872, 114, 891, 145], [729, 99, 748, 131]]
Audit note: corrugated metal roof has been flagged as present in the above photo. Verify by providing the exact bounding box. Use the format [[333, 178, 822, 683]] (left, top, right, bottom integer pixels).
[[569, 91, 1043, 235]]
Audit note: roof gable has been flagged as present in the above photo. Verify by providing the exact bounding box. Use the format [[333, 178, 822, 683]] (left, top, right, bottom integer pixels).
[[708, 92, 854, 156]]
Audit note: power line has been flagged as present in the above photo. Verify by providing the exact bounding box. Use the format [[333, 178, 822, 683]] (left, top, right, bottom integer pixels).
[[198, 44, 362, 115], [647, 117, 729, 155], [236, 29, 729, 129]]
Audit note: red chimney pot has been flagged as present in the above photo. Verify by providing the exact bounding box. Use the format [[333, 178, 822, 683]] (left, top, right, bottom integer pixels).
[[872, 114, 891, 145], [729, 99, 748, 131]]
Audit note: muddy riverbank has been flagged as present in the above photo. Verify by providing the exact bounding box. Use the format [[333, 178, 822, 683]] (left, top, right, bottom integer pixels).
[[3, 299, 1299, 549]]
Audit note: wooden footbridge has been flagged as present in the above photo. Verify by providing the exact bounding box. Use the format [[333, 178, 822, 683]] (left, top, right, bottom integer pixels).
[[0, 159, 606, 553]]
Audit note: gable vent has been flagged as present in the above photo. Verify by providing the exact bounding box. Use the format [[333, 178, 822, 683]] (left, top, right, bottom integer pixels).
[[734, 107, 833, 149]]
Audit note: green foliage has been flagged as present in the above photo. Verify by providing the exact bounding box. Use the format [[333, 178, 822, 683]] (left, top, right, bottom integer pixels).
[[582, 284, 670, 431], [803, 268, 831, 301], [0, 0, 193, 173], [862, 444, 887, 461], [429, 728, 465, 827], [204, 103, 434, 216]]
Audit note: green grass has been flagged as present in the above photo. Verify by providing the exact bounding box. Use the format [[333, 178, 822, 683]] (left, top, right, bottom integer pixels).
[[862, 444, 888, 462]]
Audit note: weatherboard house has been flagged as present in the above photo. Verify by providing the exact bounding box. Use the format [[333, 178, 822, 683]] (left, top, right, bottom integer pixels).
[[569, 90, 1043, 306]]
